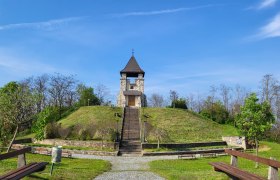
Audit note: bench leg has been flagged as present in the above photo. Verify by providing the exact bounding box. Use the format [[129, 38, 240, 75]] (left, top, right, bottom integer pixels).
[[18, 153, 26, 168], [268, 157, 278, 180]]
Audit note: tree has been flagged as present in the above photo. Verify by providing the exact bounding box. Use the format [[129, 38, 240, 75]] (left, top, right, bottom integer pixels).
[[95, 84, 110, 105], [220, 84, 232, 112], [236, 93, 275, 167], [171, 98, 188, 109], [48, 73, 77, 118], [200, 98, 229, 124], [269, 121, 280, 142], [150, 127, 168, 149], [149, 93, 164, 107], [260, 74, 278, 104], [77, 84, 100, 106], [169, 90, 179, 108], [186, 93, 195, 111], [33, 74, 49, 113], [0, 82, 36, 152], [141, 94, 148, 107]]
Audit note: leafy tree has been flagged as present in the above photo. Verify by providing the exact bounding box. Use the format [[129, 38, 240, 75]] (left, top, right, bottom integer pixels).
[[141, 94, 148, 107], [32, 106, 60, 140], [171, 98, 188, 109], [77, 84, 100, 106], [200, 98, 229, 124], [236, 93, 275, 167], [0, 82, 36, 152]]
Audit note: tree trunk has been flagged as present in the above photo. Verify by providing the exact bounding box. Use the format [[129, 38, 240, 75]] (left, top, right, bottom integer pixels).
[[157, 138, 160, 149], [7, 125, 19, 153], [255, 137, 259, 168]]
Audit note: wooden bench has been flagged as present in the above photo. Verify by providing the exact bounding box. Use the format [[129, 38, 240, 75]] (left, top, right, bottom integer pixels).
[[178, 154, 196, 159], [209, 149, 280, 180], [0, 147, 48, 180], [201, 153, 216, 158]]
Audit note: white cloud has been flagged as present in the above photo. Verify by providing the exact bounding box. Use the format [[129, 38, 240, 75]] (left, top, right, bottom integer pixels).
[[113, 4, 220, 17], [0, 49, 57, 75], [256, 13, 280, 39], [0, 17, 84, 31], [257, 0, 277, 9]]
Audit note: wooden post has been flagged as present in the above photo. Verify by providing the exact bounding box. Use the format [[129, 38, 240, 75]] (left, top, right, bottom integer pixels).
[[268, 157, 279, 180], [230, 155, 238, 167], [17, 153, 26, 168]]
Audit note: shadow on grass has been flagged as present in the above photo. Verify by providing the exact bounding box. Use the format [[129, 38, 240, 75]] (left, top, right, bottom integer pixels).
[[28, 174, 49, 180]]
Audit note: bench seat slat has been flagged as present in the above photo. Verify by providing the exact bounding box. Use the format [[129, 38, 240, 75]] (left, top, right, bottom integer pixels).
[[0, 163, 37, 179], [0, 162, 48, 180], [209, 162, 266, 180]]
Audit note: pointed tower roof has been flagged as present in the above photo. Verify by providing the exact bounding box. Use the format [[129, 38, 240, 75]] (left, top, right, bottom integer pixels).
[[120, 55, 145, 77]]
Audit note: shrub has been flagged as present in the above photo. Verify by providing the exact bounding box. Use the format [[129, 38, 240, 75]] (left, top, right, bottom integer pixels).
[[32, 106, 60, 140], [44, 122, 59, 139], [57, 125, 71, 140], [78, 128, 91, 141]]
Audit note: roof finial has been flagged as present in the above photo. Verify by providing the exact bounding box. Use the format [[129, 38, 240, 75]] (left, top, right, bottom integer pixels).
[[132, 48, 134, 56]]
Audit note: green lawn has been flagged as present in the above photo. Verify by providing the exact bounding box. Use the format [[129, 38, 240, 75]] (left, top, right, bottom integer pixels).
[[0, 153, 111, 180], [141, 108, 238, 143], [149, 141, 280, 180]]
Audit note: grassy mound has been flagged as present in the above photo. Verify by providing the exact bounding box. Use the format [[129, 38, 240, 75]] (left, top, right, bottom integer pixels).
[[141, 108, 238, 143], [60, 106, 122, 128], [58, 106, 237, 142]]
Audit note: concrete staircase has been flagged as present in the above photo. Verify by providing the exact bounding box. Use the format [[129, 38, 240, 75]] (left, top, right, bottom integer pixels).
[[119, 107, 142, 156]]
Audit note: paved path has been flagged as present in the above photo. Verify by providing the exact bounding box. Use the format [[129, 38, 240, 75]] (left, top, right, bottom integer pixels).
[[72, 154, 179, 180]]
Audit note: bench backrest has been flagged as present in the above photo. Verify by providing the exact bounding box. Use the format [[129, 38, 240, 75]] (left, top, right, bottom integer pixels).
[[225, 149, 280, 168], [0, 147, 31, 160]]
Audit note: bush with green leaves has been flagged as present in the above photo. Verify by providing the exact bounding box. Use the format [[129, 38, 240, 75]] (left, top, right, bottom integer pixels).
[[32, 107, 60, 140], [200, 100, 229, 124]]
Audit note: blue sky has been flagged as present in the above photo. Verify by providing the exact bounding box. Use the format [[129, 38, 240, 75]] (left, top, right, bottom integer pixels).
[[0, 0, 280, 102]]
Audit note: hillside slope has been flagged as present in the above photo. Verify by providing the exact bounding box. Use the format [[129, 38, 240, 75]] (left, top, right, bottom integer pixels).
[[141, 108, 238, 143], [60, 106, 122, 129], [59, 106, 238, 142]]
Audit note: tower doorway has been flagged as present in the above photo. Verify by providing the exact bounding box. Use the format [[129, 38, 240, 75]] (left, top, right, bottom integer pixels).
[[128, 96, 136, 106]]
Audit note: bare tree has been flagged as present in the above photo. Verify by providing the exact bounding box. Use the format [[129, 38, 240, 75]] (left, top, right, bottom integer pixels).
[[186, 93, 195, 111], [150, 127, 168, 149], [194, 93, 203, 113], [149, 93, 164, 107], [95, 84, 110, 105], [34, 74, 49, 113], [260, 74, 278, 104], [232, 84, 249, 116], [219, 84, 232, 111], [48, 73, 77, 118], [169, 90, 179, 108]]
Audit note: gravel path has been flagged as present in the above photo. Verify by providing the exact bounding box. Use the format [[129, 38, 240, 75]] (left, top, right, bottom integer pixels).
[[72, 154, 179, 180]]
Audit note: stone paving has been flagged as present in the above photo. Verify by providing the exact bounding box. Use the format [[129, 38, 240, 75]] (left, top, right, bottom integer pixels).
[[72, 154, 179, 180]]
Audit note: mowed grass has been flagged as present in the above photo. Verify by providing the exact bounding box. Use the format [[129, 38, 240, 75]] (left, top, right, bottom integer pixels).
[[0, 153, 111, 180], [59, 106, 238, 142], [59, 106, 122, 128], [141, 108, 238, 143], [149, 141, 280, 180]]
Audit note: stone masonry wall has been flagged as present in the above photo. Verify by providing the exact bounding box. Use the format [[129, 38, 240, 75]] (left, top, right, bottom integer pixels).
[[34, 139, 118, 149], [222, 136, 247, 149]]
